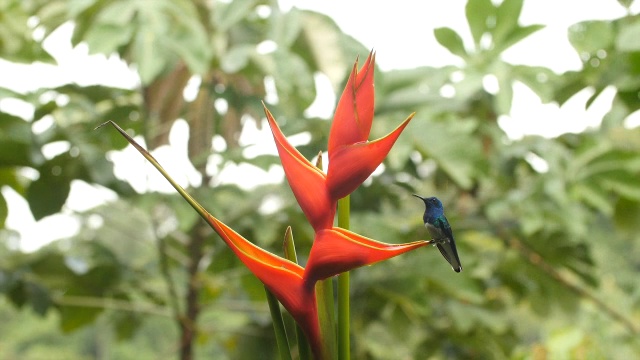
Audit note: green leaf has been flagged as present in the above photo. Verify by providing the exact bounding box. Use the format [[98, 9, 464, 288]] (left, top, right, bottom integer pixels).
[[571, 183, 613, 214], [496, 24, 544, 54], [601, 171, 640, 200], [297, 11, 350, 91], [614, 197, 640, 233], [493, 0, 524, 45], [220, 44, 255, 73], [0, 0, 55, 63], [84, 23, 134, 54], [465, 0, 494, 46], [512, 65, 556, 102], [59, 305, 103, 333], [0, 113, 35, 167], [414, 119, 483, 189], [434, 27, 467, 58], [132, 25, 168, 85], [26, 154, 81, 220], [495, 75, 513, 114], [270, 7, 302, 47], [617, 0, 635, 8], [568, 20, 614, 54], [616, 20, 640, 52], [261, 49, 316, 115], [215, 0, 259, 32]]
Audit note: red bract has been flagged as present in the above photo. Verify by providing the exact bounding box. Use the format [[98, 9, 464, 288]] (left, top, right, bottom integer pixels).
[[304, 228, 429, 284], [326, 113, 414, 200], [265, 106, 335, 231], [328, 52, 375, 153], [203, 213, 323, 355]]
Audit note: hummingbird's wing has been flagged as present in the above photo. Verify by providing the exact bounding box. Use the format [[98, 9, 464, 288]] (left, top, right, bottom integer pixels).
[[432, 216, 462, 272]]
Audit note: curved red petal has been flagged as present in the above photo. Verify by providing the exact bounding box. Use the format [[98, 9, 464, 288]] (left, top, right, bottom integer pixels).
[[204, 213, 325, 356], [264, 105, 335, 231], [304, 227, 430, 283], [327, 113, 414, 200], [328, 51, 376, 153]]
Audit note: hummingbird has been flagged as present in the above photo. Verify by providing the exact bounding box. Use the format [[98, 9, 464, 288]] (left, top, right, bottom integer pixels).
[[413, 194, 462, 272]]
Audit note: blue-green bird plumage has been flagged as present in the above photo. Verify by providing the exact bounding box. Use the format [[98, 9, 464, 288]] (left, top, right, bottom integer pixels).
[[413, 194, 462, 273]]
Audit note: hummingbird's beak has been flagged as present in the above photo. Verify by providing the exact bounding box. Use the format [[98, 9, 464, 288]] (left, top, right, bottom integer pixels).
[[412, 194, 425, 200]]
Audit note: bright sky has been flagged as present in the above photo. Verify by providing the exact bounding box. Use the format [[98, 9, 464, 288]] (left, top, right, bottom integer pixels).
[[1, 0, 637, 251]]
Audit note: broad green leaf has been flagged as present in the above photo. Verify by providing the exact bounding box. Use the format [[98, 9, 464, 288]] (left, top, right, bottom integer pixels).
[[512, 65, 556, 102], [614, 197, 640, 232], [601, 171, 640, 200], [220, 44, 255, 73], [571, 183, 613, 214], [616, 20, 640, 52], [495, 75, 513, 114], [568, 20, 614, 54], [297, 11, 349, 91], [59, 305, 103, 333], [618, 0, 635, 8], [215, 0, 259, 32], [270, 7, 301, 47], [0, 113, 34, 167], [26, 153, 84, 220], [113, 311, 143, 340], [83, 23, 134, 54], [0, 0, 55, 63], [163, 1, 212, 76], [414, 119, 483, 189], [493, 0, 524, 46], [266, 49, 316, 114], [465, 0, 494, 46], [132, 29, 167, 85], [434, 27, 467, 58]]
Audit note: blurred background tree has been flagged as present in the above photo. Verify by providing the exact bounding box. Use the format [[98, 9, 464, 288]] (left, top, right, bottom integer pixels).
[[1, 0, 639, 359]]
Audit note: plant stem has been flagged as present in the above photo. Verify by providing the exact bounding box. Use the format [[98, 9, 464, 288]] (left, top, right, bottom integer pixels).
[[337, 195, 350, 360], [283, 227, 312, 360], [265, 286, 293, 360], [316, 278, 337, 359]]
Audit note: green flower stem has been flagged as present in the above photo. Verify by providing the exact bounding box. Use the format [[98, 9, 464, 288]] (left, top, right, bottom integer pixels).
[[283, 227, 311, 360], [265, 287, 293, 360], [337, 195, 350, 360], [315, 152, 337, 359], [316, 279, 337, 358]]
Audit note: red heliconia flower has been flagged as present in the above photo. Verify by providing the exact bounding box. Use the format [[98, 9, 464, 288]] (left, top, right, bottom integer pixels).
[[266, 51, 415, 217], [265, 51, 428, 284], [107, 50, 430, 360]]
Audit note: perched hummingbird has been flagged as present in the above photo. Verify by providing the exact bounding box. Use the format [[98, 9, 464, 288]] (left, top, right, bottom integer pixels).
[[413, 194, 462, 273]]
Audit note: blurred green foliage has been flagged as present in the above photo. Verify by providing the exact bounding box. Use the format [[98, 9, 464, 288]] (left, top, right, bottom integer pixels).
[[1, 0, 640, 359]]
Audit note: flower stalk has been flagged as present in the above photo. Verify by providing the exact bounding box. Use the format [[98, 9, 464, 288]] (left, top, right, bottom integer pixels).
[[337, 195, 351, 360]]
